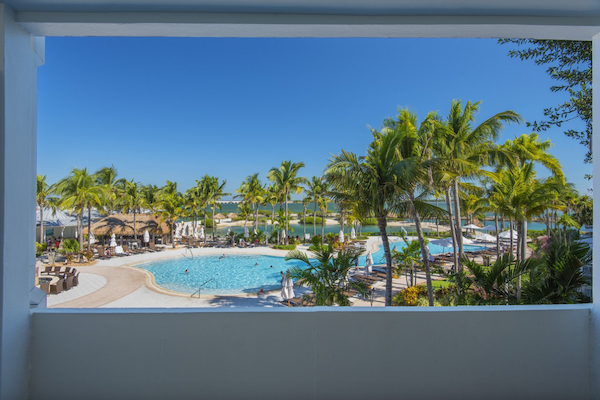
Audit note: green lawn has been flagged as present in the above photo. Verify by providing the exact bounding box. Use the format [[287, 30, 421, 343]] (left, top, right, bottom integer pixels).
[[430, 280, 451, 289]]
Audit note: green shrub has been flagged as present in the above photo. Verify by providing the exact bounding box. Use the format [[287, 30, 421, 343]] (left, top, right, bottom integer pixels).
[[35, 242, 47, 257], [299, 216, 324, 225], [273, 244, 296, 250]]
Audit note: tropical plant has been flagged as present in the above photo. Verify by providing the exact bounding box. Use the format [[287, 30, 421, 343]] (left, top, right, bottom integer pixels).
[[155, 181, 184, 248], [286, 244, 370, 306], [120, 180, 146, 240], [391, 237, 422, 287], [523, 238, 591, 304], [36, 174, 58, 244], [54, 167, 104, 252], [267, 160, 307, 244], [60, 239, 80, 264]]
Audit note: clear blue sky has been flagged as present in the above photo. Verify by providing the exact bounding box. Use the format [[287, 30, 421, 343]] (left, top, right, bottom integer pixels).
[[37, 37, 592, 198]]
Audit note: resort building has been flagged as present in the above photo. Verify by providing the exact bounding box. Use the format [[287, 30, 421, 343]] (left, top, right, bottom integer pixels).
[[1, 0, 599, 399]]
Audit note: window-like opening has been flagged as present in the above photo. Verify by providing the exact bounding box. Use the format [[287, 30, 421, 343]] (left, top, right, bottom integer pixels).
[[36, 37, 593, 308]]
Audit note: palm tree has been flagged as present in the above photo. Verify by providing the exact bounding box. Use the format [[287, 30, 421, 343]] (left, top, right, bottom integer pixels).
[[94, 165, 120, 214], [204, 176, 229, 240], [54, 167, 104, 252], [236, 173, 265, 234], [435, 100, 522, 263], [286, 244, 370, 306], [267, 161, 307, 245], [391, 237, 422, 287], [140, 184, 160, 212], [264, 184, 280, 238], [326, 127, 407, 306], [305, 176, 324, 237], [301, 195, 310, 241], [36, 175, 58, 245], [155, 182, 184, 248], [120, 180, 146, 241]]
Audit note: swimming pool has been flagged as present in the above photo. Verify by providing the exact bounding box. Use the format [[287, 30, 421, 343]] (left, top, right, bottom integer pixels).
[[135, 254, 309, 295], [135, 241, 487, 295]]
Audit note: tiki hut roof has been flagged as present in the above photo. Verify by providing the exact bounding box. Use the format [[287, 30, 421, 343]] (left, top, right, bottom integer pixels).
[[83, 213, 170, 236], [227, 213, 238, 218], [214, 213, 226, 220]]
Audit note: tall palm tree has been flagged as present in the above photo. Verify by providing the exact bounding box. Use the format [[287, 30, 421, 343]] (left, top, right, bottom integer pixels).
[[236, 173, 265, 234], [94, 165, 120, 214], [326, 128, 406, 306], [36, 175, 58, 244], [141, 184, 160, 212], [267, 161, 307, 245], [305, 176, 324, 237], [155, 181, 184, 248], [54, 168, 104, 251], [120, 180, 146, 240], [436, 100, 522, 263], [204, 176, 229, 240], [264, 183, 280, 238]]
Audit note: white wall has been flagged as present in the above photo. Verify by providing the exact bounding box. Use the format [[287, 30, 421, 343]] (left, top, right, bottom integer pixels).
[[31, 306, 591, 400], [0, 4, 42, 399]]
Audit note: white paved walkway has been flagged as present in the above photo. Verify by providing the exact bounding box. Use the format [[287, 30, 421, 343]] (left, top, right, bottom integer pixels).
[[47, 273, 107, 307]]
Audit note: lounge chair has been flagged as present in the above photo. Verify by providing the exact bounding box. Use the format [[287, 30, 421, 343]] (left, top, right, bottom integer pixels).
[[148, 242, 163, 252], [114, 246, 130, 256]]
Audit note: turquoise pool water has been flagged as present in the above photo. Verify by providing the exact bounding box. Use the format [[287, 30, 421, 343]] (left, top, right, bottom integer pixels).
[[136, 241, 487, 295]]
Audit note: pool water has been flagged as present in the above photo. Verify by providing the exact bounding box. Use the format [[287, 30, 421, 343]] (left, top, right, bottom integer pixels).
[[136, 254, 309, 295], [136, 242, 487, 295]]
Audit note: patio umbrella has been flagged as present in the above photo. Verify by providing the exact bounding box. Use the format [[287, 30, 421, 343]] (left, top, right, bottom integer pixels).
[[461, 237, 475, 245], [88, 232, 95, 244], [244, 226, 249, 239], [462, 224, 483, 230], [281, 229, 286, 240], [199, 227, 205, 239], [143, 230, 150, 244], [193, 226, 199, 239], [430, 238, 454, 253], [499, 230, 519, 239], [285, 273, 295, 300], [366, 252, 373, 275], [254, 228, 258, 235], [350, 227, 356, 240], [401, 227, 408, 236], [481, 225, 497, 232], [110, 233, 117, 247], [75, 229, 78, 239], [339, 229, 344, 243], [475, 233, 496, 243]]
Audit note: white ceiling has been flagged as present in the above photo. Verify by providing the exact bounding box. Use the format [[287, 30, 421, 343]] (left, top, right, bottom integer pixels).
[[7, 0, 600, 16]]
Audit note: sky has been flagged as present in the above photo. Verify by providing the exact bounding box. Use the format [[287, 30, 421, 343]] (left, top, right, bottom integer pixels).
[[37, 37, 592, 198]]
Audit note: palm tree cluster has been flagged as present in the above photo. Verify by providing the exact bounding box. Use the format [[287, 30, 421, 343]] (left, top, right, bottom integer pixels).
[[325, 99, 583, 306]]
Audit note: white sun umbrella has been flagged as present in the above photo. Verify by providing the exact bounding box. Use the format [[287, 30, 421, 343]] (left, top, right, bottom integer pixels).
[[244, 226, 249, 239], [350, 227, 356, 240], [430, 238, 454, 253], [143, 230, 150, 244], [462, 224, 483, 230], [339, 229, 344, 243], [475, 233, 497, 243], [285, 274, 295, 300], [193, 226, 199, 239], [254, 228, 258, 235], [481, 225, 497, 232], [461, 236, 475, 245], [365, 252, 373, 275], [75, 229, 78, 239], [199, 227, 205, 239], [281, 229, 286, 240], [499, 230, 519, 239], [88, 231, 95, 244], [109, 233, 117, 247], [281, 274, 291, 301]]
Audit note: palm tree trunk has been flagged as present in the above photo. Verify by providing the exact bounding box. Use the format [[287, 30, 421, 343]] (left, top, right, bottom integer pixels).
[[212, 206, 215, 240], [78, 207, 84, 252], [133, 209, 137, 241], [376, 215, 394, 306], [171, 220, 175, 248], [546, 210, 551, 237], [495, 212, 500, 257], [452, 180, 464, 259], [313, 200, 317, 236], [409, 193, 433, 306], [521, 219, 527, 261], [87, 207, 92, 250], [271, 204, 276, 237], [509, 218, 514, 255], [40, 207, 44, 244], [303, 203, 306, 241], [285, 189, 289, 245], [445, 189, 459, 272], [435, 197, 439, 238], [321, 207, 325, 246]]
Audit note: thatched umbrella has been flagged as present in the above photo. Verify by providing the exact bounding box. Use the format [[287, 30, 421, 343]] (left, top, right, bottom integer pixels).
[[227, 213, 238, 219], [214, 213, 226, 220], [84, 214, 169, 237]]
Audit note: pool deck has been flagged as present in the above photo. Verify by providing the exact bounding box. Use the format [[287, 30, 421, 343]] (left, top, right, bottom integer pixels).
[[42, 236, 456, 308]]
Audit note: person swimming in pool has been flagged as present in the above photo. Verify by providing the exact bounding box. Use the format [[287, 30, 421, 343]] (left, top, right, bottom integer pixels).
[[185, 269, 189, 274]]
